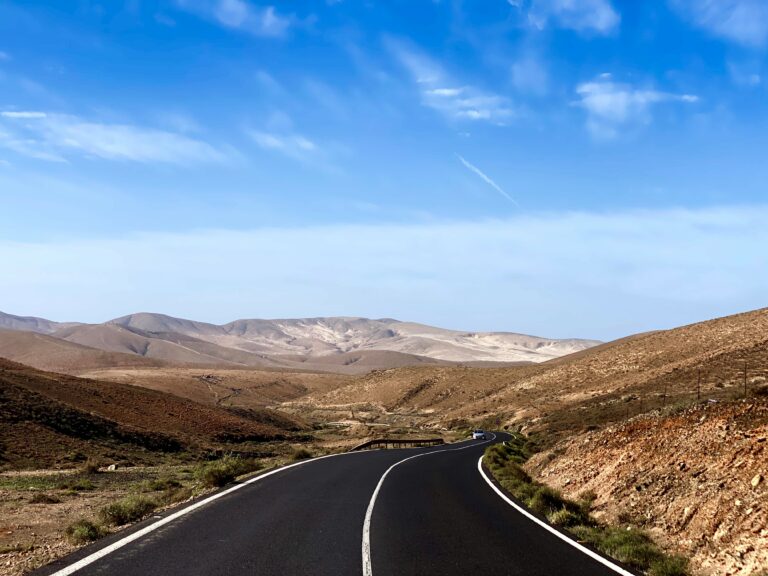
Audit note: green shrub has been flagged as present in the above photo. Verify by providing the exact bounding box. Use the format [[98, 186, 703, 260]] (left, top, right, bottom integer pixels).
[[291, 448, 313, 461], [141, 476, 182, 492], [160, 485, 194, 505], [548, 508, 586, 528], [650, 555, 689, 576], [527, 486, 567, 517], [196, 455, 260, 488], [30, 492, 61, 504], [57, 477, 96, 491], [571, 525, 665, 570], [65, 519, 105, 544], [577, 490, 598, 515], [99, 495, 157, 526]]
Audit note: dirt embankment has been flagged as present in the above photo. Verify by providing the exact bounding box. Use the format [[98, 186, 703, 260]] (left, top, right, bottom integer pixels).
[[528, 398, 768, 576]]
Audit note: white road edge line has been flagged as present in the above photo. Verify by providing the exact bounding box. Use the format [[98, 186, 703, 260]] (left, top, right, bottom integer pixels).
[[361, 433, 496, 576], [477, 454, 636, 576], [49, 449, 369, 576]]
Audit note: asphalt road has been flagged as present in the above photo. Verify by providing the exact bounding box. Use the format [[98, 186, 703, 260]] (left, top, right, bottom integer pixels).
[[37, 434, 631, 576]]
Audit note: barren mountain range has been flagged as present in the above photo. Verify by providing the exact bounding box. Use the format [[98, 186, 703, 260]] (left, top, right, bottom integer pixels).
[[0, 311, 599, 372], [1, 306, 766, 575]]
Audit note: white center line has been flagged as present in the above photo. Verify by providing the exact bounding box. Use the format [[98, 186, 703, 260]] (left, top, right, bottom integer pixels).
[[361, 434, 496, 576], [48, 450, 367, 576]]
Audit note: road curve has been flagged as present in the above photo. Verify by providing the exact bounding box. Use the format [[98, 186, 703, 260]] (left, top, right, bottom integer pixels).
[[35, 434, 633, 576]]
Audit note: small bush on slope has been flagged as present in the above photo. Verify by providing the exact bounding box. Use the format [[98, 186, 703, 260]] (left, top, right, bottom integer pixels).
[[65, 519, 105, 544], [99, 495, 157, 526], [196, 455, 261, 488]]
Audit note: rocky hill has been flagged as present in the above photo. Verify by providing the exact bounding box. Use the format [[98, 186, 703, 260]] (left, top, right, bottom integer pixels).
[[528, 398, 768, 576]]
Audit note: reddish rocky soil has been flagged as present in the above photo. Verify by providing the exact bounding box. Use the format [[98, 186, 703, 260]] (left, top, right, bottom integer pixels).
[[528, 398, 768, 576]]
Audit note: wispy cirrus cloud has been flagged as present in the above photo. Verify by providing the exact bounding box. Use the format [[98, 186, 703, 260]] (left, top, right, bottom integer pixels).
[[250, 130, 318, 158], [0, 111, 229, 164], [176, 0, 291, 37], [1, 111, 47, 119], [526, 0, 620, 35], [456, 154, 518, 205], [386, 38, 515, 125], [575, 74, 699, 138], [669, 0, 768, 48]]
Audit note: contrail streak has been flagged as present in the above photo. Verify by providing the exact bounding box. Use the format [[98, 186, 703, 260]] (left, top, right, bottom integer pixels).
[[456, 154, 518, 206]]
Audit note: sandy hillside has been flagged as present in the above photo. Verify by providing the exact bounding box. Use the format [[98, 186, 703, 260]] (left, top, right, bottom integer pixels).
[[0, 330, 164, 372]]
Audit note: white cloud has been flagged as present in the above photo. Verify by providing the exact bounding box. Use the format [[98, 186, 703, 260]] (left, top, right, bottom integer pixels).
[[670, 0, 768, 48], [251, 131, 315, 151], [456, 154, 518, 205], [528, 0, 620, 34], [0, 111, 228, 164], [387, 39, 515, 124], [249, 130, 320, 162], [2, 206, 767, 340], [1, 111, 48, 119], [575, 75, 699, 138], [177, 0, 291, 37]]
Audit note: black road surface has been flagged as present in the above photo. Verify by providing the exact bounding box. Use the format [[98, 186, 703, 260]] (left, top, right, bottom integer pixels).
[[36, 434, 629, 576]]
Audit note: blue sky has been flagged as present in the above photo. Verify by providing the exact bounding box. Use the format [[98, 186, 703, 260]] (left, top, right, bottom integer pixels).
[[1, 0, 767, 339]]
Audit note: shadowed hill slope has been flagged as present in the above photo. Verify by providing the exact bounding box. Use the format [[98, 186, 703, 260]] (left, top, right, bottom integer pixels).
[[0, 358, 305, 469]]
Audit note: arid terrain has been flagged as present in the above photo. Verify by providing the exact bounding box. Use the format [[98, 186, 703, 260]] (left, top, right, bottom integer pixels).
[[1, 307, 767, 575], [75, 366, 353, 409], [0, 311, 599, 368], [0, 358, 307, 469], [527, 398, 768, 576]]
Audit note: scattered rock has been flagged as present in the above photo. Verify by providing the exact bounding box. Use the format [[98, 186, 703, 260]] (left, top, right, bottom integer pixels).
[[751, 474, 763, 488]]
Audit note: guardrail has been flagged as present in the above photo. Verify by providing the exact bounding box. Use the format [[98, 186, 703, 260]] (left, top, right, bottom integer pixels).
[[350, 438, 445, 451]]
